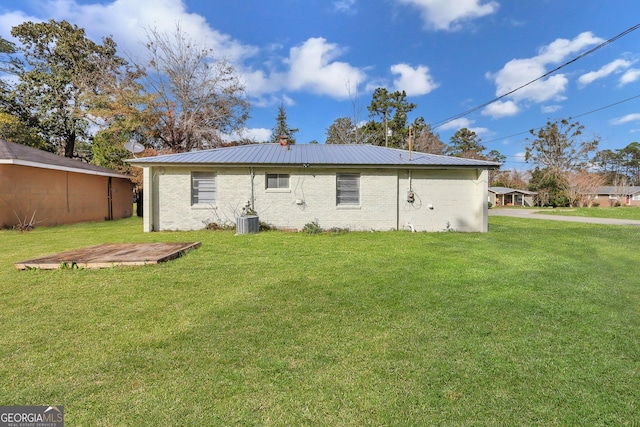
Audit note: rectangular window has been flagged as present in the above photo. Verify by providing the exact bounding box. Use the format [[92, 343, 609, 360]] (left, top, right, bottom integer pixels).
[[336, 173, 360, 205], [191, 172, 216, 205], [266, 173, 290, 189], [609, 194, 618, 200], [633, 194, 640, 201]]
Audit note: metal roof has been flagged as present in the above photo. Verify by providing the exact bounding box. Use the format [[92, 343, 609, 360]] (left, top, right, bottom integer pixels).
[[0, 139, 129, 179], [594, 186, 640, 195], [128, 143, 500, 168], [489, 186, 537, 195]]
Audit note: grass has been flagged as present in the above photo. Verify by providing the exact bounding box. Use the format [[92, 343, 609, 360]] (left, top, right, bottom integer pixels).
[[534, 206, 640, 220], [1, 216, 639, 426]]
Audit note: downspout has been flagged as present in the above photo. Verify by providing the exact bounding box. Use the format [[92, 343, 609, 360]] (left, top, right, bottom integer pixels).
[[107, 177, 113, 220], [396, 170, 400, 230], [250, 167, 255, 211]]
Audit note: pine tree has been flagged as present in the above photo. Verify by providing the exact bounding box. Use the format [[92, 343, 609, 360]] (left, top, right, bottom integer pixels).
[[270, 103, 298, 144]]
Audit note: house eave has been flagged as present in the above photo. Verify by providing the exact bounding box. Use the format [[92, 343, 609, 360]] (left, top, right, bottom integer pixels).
[[0, 158, 130, 179], [128, 161, 497, 170]]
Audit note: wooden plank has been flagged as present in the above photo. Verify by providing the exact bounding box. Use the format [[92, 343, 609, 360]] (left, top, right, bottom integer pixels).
[[14, 242, 201, 270]]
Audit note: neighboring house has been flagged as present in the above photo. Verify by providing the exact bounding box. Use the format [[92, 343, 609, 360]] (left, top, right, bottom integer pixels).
[[128, 143, 499, 233], [0, 140, 133, 228], [590, 186, 640, 207], [489, 187, 537, 207]]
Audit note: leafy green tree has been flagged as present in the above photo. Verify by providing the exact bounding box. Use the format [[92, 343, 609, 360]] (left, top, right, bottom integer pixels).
[[525, 119, 598, 176], [486, 149, 506, 164], [0, 112, 47, 149], [593, 148, 620, 183], [447, 128, 487, 159], [528, 167, 568, 207], [364, 88, 417, 148], [2, 20, 128, 158], [0, 36, 14, 55], [525, 119, 599, 205], [617, 141, 640, 184], [270, 103, 298, 144]]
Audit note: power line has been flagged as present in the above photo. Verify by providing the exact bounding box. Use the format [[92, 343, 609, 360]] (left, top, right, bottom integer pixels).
[[482, 92, 640, 145], [430, 23, 640, 130]]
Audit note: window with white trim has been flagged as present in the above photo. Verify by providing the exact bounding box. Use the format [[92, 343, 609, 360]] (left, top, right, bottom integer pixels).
[[191, 172, 216, 205], [633, 194, 640, 201], [336, 173, 360, 205], [266, 173, 290, 189]]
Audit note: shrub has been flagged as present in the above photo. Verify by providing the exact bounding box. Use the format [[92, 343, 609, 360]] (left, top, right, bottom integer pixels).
[[259, 221, 276, 231], [302, 219, 322, 234], [204, 222, 234, 231]]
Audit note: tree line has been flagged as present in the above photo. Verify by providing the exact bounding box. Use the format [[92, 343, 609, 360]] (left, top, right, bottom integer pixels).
[[0, 19, 637, 207], [0, 20, 249, 183]]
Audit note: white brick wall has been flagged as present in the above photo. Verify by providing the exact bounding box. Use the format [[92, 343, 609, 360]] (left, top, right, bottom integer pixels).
[[143, 166, 488, 232]]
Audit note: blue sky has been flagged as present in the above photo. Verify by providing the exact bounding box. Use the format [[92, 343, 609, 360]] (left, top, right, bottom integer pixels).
[[1, 0, 640, 169]]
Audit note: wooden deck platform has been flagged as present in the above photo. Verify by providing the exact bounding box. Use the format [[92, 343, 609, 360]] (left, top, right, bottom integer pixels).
[[15, 242, 201, 270]]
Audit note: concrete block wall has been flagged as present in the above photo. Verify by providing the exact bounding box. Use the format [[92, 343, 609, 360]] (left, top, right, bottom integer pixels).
[[145, 165, 488, 232], [397, 169, 487, 232], [149, 166, 399, 231]]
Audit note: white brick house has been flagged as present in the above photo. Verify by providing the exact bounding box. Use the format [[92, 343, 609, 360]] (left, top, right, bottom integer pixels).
[[129, 143, 499, 232]]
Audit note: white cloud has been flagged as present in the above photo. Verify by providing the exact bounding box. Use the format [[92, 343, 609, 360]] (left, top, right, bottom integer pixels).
[[396, 0, 499, 31], [0, 2, 370, 102], [439, 117, 472, 131], [514, 151, 527, 163], [3, 0, 257, 63], [223, 128, 271, 142], [390, 63, 438, 96], [541, 105, 562, 114], [333, 0, 357, 13], [486, 32, 603, 115], [610, 113, 640, 125], [535, 32, 603, 63], [578, 59, 633, 87], [482, 100, 519, 118], [0, 10, 38, 39], [285, 37, 367, 99], [620, 68, 640, 86], [469, 126, 489, 135]]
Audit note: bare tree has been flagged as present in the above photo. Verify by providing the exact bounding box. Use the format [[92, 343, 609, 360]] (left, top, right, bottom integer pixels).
[[561, 171, 604, 207], [326, 117, 355, 144], [492, 169, 530, 189], [413, 125, 446, 154], [142, 24, 249, 152], [612, 175, 633, 206]]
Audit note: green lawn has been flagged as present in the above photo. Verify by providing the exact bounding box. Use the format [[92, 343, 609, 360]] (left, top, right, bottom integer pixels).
[[534, 206, 640, 220], [1, 216, 639, 426]]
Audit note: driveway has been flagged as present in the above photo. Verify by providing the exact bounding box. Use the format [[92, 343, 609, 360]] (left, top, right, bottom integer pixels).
[[489, 208, 640, 226]]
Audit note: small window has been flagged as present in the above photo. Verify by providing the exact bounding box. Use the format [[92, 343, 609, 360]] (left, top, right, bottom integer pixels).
[[266, 173, 289, 189], [192, 172, 216, 205], [336, 173, 360, 205], [609, 195, 618, 200], [633, 194, 640, 201]]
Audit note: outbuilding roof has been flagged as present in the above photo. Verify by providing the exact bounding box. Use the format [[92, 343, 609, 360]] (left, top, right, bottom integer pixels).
[[489, 186, 537, 195], [594, 186, 640, 195], [0, 139, 129, 179], [128, 143, 500, 168]]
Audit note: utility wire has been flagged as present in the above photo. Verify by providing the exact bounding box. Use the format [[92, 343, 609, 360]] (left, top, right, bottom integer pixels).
[[430, 23, 640, 130], [482, 92, 640, 145]]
